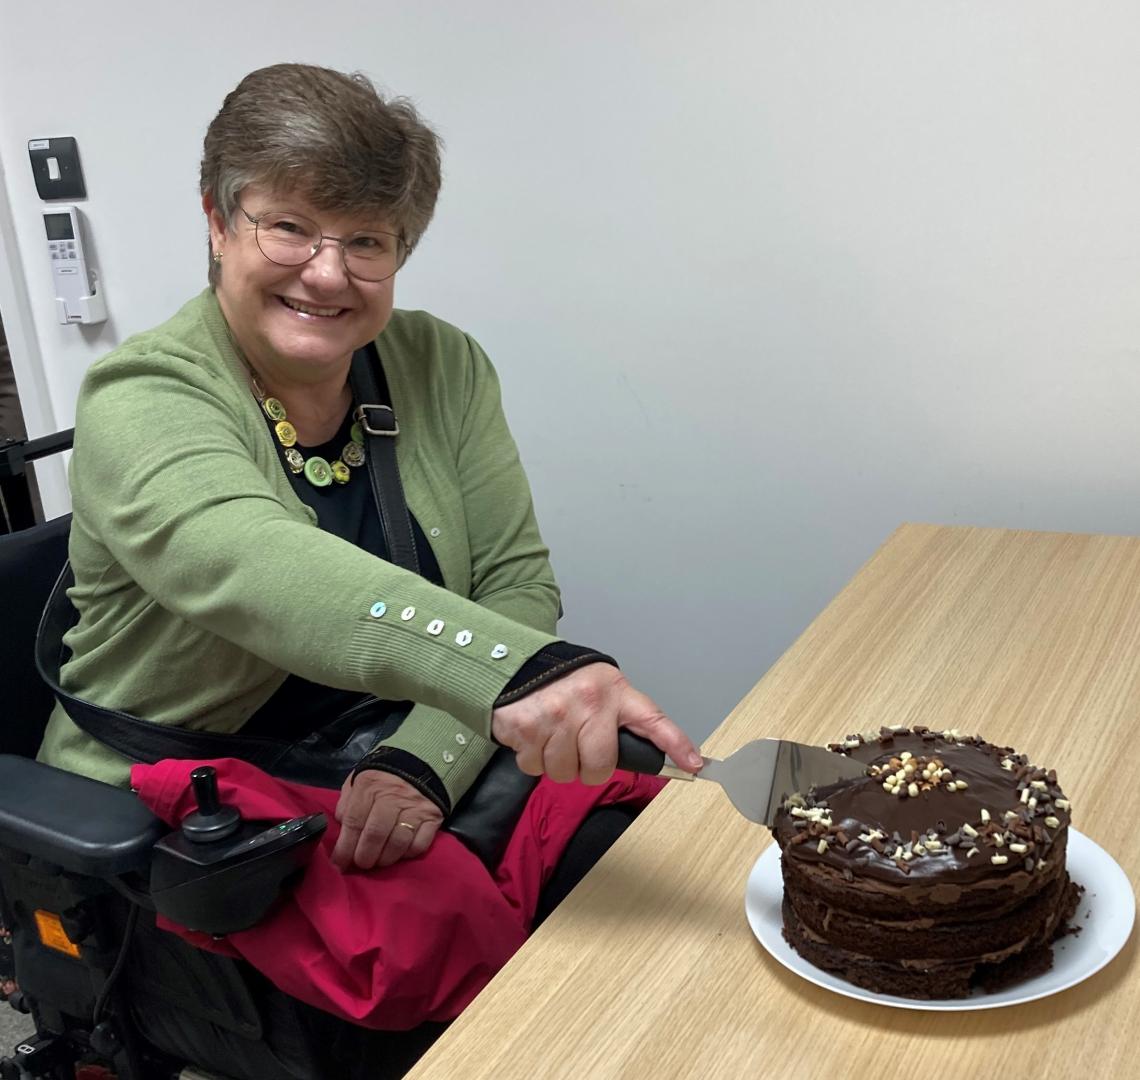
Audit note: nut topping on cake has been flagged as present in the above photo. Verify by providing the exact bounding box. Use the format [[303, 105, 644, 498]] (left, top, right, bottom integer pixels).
[[871, 752, 964, 798]]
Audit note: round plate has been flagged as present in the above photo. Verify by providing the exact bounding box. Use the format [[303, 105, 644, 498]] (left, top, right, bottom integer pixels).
[[745, 828, 1135, 1011]]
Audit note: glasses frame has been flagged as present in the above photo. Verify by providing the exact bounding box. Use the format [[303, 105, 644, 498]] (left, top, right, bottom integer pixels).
[[236, 204, 408, 283]]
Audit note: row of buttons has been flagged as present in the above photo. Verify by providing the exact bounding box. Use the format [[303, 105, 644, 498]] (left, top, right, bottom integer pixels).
[[368, 601, 510, 659]]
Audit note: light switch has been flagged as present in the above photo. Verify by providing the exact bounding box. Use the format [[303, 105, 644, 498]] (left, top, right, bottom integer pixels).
[[28, 137, 87, 200]]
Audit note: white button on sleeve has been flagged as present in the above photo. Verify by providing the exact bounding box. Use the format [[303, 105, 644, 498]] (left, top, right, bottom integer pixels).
[[400, 606, 416, 621], [455, 630, 473, 647], [427, 619, 445, 636], [442, 750, 455, 764], [455, 733, 467, 745], [369, 601, 387, 618], [491, 643, 509, 660]]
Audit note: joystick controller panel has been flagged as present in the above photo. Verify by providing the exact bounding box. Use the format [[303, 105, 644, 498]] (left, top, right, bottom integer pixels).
[[150, 766, 327, 934]]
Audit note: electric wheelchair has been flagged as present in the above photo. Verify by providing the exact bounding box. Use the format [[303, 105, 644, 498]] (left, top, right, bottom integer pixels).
[[0, 432, 450, 1079]]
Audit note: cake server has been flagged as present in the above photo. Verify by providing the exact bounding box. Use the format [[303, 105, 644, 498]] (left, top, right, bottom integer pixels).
[[616, 730, 866, 826]]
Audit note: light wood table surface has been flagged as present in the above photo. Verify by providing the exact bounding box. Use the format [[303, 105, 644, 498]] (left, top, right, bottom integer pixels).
[[407, 524, 1138, 1079]]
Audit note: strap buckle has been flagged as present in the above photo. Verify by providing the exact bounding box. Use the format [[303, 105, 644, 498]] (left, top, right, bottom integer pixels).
[[354, 403, 399, 437]]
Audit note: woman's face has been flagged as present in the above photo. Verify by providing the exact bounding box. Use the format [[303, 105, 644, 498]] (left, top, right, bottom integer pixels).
[[205, 183, 398, 386]]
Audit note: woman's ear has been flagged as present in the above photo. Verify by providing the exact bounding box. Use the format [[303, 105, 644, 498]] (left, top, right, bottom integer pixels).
[[202, 192, 227, 254]]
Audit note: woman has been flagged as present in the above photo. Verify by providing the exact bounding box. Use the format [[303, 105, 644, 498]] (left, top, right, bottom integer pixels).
[[39, 63, 699, 883]]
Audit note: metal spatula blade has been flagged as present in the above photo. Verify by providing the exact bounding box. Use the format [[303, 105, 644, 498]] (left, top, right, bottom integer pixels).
[[616, 730, 866, 826]]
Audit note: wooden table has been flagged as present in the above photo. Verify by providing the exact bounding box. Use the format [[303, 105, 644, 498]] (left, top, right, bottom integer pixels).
[[407, 524, 1139, 1079]]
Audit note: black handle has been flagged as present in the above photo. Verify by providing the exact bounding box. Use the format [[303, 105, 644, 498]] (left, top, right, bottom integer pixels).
[[190, 766, 220, 816], [182, 765, 241, 844], [616, 730, 666, 776]]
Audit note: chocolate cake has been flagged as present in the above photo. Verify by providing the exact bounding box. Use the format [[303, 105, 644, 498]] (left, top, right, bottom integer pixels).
[[770, 726, 1080, 999]]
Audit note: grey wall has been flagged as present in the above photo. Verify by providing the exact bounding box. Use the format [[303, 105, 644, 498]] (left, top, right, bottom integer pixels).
[[2, 1, 1138, 743]]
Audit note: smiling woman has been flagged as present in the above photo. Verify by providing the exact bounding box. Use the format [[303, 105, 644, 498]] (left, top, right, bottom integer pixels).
[[33, 61, 701, 1073]]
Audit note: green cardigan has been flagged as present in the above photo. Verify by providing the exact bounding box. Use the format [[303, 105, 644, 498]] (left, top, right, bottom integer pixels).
[[37, 290, 561, 801]]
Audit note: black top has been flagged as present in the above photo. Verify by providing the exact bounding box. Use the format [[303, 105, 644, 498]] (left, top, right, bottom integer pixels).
[[282, 408, 443, 575]]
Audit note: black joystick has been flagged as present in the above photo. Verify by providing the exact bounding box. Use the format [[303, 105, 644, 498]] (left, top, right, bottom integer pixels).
[[180, 765, 241, 843]]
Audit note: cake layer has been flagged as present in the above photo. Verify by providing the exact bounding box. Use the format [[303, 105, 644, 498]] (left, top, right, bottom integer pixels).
[[779, 829, 1070, 922], [783, 863, 1071, 961], [781, 882, 1080, 999]]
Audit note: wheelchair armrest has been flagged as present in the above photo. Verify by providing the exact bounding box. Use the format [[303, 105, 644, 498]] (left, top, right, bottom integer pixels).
[[0, 755, 166, 877]]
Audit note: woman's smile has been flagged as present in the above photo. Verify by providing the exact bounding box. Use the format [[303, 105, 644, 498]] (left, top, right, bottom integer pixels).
[[277, 295, 349, 319]]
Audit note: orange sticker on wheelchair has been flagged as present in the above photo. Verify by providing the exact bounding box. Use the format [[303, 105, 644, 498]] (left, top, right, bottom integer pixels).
[[33, 909, 81, 957]]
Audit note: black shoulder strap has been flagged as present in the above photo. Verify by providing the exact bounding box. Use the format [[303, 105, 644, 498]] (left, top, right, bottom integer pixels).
[[36, 563, 292, 766], [349, 343, 420, 575]]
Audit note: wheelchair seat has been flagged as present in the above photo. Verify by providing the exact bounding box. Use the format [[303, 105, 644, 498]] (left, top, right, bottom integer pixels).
[[0, 464, 444, 1078]]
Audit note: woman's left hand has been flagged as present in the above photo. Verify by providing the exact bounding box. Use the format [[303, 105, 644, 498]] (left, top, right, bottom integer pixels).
[[331, 771, 444, 871]]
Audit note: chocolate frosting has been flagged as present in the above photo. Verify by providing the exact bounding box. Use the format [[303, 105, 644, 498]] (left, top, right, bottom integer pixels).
[[772, 728, 1072, 887]]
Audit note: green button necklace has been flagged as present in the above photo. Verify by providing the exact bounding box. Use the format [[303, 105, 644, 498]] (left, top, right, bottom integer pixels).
[[249, 377, 366, 489]]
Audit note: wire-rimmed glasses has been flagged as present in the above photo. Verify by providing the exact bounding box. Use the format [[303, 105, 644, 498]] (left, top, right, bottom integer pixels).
[[237, 205, 408, 282]]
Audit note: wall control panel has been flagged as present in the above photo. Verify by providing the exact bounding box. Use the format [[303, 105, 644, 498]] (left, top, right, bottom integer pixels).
[[43, 206, 106, 324]]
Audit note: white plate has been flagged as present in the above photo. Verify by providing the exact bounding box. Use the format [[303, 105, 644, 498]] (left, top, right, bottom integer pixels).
[[745, 828, 1135, 1011]]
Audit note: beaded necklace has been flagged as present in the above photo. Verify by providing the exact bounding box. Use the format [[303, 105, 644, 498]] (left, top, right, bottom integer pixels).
[[249, 375, 366, 489]]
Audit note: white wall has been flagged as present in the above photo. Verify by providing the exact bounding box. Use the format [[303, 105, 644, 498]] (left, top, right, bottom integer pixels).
[[2, 1, 1139, 743]]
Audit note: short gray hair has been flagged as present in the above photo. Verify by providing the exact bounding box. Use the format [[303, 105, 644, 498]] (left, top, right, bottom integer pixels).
[[200, 63, 442, 285]]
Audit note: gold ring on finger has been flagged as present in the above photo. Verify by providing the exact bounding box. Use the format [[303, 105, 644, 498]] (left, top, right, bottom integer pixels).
[[396, 820, 416, 831]]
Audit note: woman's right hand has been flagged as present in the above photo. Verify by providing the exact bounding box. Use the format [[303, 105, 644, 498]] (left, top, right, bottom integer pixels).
[[490, 662, 703, 785]]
